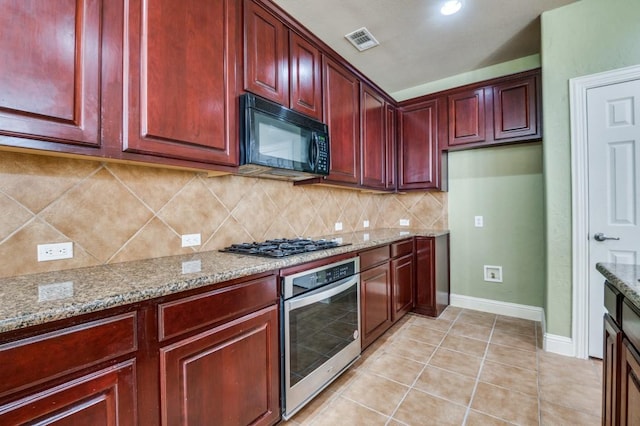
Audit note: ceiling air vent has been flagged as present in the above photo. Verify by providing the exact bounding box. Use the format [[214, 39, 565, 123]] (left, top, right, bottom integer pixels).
[[345, 27, 380, 52]]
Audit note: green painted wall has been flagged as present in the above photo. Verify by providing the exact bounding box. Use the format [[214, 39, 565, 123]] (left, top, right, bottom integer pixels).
[[448, 144, 545, 307], [541, 0, 640, 337]]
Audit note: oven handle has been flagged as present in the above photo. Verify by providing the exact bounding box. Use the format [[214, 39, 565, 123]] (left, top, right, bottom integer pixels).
[[286, 275, 358, 311]]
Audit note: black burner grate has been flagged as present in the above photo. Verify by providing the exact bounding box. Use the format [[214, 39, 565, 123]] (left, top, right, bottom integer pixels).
[[220, 238, 345, 258]]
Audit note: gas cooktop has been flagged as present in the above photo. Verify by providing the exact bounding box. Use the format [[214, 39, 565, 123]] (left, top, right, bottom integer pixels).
[[220, 238, 348, 258]]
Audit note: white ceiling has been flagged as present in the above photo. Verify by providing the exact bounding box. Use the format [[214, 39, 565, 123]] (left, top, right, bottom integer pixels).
[[274, 0, 577, 99]]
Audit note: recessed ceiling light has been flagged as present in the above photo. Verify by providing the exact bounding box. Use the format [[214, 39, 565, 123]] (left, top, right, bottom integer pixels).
[[441, 0, 462, 15]]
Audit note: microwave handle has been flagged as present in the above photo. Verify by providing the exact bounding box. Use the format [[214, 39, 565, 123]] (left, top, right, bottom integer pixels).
[[310, 132, 319, 171]]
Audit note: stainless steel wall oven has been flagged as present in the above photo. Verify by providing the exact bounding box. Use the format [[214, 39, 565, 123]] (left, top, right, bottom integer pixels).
[[281, 257, 361, 419]]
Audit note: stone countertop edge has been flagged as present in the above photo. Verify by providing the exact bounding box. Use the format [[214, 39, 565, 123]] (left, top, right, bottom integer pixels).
[[0, 228, 448, 334], [596, 262, 640, 309]]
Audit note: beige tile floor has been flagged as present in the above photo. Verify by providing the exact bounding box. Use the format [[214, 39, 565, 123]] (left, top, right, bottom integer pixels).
[[281, 306, 602, 425]]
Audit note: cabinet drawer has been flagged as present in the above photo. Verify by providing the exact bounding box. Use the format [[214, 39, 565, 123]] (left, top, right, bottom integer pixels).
[[0, 313, 137, 398], [359, 246, 390, 270], [623, 300, 640, 351], [391, 239, 413, 258], [605, 281, 622, 325], [158, 275, 278, 341]]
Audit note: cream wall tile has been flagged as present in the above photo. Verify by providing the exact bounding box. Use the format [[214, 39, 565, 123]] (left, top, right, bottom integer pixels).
[[0, 152, 99, 213], [0, 153, 447, 278], [0, 192, 33, 241], [39, 168, 154, 263], [0, 218, 99, 277]]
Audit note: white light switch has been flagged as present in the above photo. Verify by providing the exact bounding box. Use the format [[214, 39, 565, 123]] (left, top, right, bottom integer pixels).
[[474, 216, 484, 227]]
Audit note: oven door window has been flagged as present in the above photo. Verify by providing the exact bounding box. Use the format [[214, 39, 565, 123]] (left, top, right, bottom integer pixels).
[[288, 282, 358, 387]]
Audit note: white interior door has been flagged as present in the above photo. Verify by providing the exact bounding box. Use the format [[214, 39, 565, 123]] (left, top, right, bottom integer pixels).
[[587, 79, 640, 358]]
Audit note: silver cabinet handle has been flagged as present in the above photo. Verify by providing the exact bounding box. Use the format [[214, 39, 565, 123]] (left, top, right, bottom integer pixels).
[[593, 232, 620, 242]]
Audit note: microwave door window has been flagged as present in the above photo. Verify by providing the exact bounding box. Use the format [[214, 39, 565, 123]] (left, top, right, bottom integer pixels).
[[255, 113, 310, 170]]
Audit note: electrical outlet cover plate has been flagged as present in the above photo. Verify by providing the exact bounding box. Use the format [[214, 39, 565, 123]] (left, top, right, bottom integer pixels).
[[399, 219, 410, 226], [181, 234, 201, 248], [335, 222, 343, 231], [37, 242, 73, 262], [484, 265, 503, 282]]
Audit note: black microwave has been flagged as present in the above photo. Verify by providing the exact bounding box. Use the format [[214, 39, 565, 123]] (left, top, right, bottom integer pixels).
[[238, 93, 330, 180]]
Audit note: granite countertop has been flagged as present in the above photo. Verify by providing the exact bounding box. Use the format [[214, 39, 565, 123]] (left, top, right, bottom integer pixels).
[[0, 228, 448, 334], [596, 262, 640, 309]]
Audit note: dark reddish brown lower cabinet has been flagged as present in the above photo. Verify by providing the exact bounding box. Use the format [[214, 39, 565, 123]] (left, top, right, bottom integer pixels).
[[391, 253, 414, 321], [413, 235, 450, 317], [160, 304, 280, 426], [620, 339, 640, 425], [0, 360, 136, 425], [603, 313, 622, 426], [360, 262, 392, 349]]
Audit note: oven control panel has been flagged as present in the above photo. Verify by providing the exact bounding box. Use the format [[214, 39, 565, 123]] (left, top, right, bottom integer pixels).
[[283, 257, 360, 299]]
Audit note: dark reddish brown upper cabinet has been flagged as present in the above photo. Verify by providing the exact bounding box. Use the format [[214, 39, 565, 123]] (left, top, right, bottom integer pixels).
[[386, 104, 397, 190], [123, 0, 239, 166], [244, 0, 322, 121], [391, 239, 415, 321], [492, 74, 540, 141], [323, 56, 360, 185], [0, 0, 104, 153], [361, 85, 387, 189], [398, 99, 440, 190], [289, 33, 323, 121], [413, 235, 450, 317], [444, 69, 541, 150], [448, 88, 486, 147], [160, 305, 279, 426], [244, 0, 289, 106]]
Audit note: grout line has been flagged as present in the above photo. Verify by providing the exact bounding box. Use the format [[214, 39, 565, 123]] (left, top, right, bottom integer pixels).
[[461, 313, 497, 425], [384, 309, 460, 425]]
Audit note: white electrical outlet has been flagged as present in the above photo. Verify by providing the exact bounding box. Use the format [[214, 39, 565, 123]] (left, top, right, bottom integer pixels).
[[37, 242, 73, 262], [484, 265, 503, 282], [363, 233, 370, 241], [181, 233, 201, 247], [475, 216, 484, 227], [363, 220, 370, 228], [335, 222, 343, 231], [399, 219, 410, 226]]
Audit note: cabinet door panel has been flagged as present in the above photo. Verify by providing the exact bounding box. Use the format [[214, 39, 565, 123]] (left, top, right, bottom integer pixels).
[[621, 340, 640, 426], [386, 104, 397, 190], [493, 76, 539, 141], [323, 57, 360, 184], [604, 314, 621, 426], [360, 263, 392, 349], [448, 88, 486, 146], [0, 0, 101, 147], [161, 305, 279, 426], [289, 33, 322, 121], [0, 361, 136, 426], [398, 100, 439, 190], [124, 0, 238, 165], [414, 237, 435, 316], [361, 86, 386, 189], [244, 0, 289, 105], [392, 253, 414, 321]]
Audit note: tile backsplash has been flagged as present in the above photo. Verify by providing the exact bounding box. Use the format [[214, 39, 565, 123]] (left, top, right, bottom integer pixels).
[[0, 152, 447, 278]]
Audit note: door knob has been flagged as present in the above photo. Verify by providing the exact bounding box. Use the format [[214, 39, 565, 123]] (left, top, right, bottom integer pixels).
[[593, 232, 620, 242]]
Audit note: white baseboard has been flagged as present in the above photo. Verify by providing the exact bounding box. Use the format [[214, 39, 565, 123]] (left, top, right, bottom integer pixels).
[[449, 294, 543, 322], [544, 333, 575, 357]]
